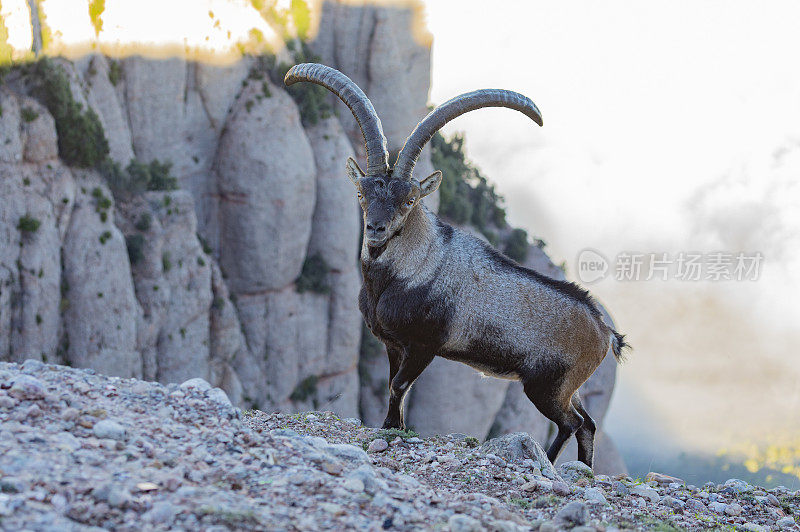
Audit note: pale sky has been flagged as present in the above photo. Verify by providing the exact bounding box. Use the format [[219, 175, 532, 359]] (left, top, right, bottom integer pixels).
[[3, 0, 799, 467]]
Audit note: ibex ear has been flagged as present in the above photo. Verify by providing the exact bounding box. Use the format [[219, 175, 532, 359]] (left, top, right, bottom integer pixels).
[[419, 171, 443, 198], [345, 157, 365, 187]]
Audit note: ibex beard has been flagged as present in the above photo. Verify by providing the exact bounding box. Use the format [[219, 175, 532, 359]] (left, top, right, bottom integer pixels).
[[285, 63, 628, 468]]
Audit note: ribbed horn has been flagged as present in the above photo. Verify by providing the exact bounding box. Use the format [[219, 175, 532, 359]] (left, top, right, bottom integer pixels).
[[285, 63, 389, 176], [394, 89, 543, 180]]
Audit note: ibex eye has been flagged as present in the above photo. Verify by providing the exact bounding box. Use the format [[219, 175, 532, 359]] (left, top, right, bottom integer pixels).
[[406, 198, 415, 207], [357, 191, 363, 200]]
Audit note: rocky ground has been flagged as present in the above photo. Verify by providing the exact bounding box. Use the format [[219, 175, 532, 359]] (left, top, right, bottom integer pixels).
[[0, 360, 798, 531]]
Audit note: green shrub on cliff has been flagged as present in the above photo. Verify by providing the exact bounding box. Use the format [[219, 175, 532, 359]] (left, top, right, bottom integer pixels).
[[17, 214, 41, 233], [29, 58, 109, 168], [295, 254, 331, 294], [100, 158, 178, 199]]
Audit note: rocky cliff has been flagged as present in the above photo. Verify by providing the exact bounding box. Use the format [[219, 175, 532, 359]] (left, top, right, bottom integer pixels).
[[0, 0, 623, 472]]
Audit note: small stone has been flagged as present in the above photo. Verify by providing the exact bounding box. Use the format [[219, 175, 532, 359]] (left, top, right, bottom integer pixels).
[[368, 439, 389, 453], [9, 374, 46, 400], [584, 487, 608, 505], [342, 418, 361, 426], [0, 396, 15, 409], [661, 496, 685, 510], [631, 485, 661, 503], [136, 482, 159, 492], [61, 407, 80, 421], [107, 486, 130, 508], [53, 432, 81, 452], [319, 502, 345, 515], [343, 477, 365, 492], [93, 419, 127, 441], [612, 480, 630, 496], [776, 517, 796, 529], [320, 459, 344, 476], [552, 481, 571, 496], [724, 478, 753, 494], [179, 377, 212, 392], [741, 523, 767, 532], [324, 443, 370, 464], [164, 477, 182, 491], [479, 433, 561, 480], [520, 481, 538, 492], [21, 359, 44, 372], [448, 513, 483, 532], [130, 381, 151, 394], [555, 501, 588, 526], [207, 387, 233, 407], [645, 471, 684, 485], [25, 404, 42, 418], [709, 501, 727, 514], [144, 501, 177, 524], [767, 493, 781, 506], [538, 521, 557, 532], [558, 461, 594, 483], [725, 502, 743, 516], [0, 494, 11, 517], [406, 437, 423, 444]]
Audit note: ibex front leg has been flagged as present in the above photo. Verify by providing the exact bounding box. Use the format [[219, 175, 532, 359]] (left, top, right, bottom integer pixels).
[[382, 347, 434, 430]]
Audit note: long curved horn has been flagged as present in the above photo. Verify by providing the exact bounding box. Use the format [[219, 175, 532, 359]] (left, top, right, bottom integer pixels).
[[393, 89, 543, 180], [285, 63, 389, 176]]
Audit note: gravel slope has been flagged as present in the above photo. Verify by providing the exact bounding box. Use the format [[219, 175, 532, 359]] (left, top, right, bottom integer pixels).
[[0, 360, 798, 531]]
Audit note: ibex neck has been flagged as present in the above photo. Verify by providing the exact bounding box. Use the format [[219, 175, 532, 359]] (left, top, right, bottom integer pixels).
[[360, 204, 441, 282]]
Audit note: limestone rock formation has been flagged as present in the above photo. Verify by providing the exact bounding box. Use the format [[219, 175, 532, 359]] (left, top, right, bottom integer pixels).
[[217, 78, 316, 294], [0, 0, 623, 472], [61, 173, 141, 378]]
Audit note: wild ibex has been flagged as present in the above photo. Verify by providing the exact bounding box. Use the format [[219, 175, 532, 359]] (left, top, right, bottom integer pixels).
[[285, 63, 627, 467]]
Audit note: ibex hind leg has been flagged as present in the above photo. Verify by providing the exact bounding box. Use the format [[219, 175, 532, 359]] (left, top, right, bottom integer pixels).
[[522, 377, 584, 465], [572, 393, 596, 468]]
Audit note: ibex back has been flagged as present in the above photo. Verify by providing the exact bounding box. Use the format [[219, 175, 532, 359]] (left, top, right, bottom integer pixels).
[[285, 63, 628, 467]]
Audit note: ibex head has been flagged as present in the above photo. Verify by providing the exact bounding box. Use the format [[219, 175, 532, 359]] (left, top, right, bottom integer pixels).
[[344, 157, 440, 247], [284, 63, 542, 249]]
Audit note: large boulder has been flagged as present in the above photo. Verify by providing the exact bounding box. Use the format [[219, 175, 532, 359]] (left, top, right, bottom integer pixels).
[[19, 98, 58, 163], [61, 172, 140, 378], [304, 117, 360, 271], [217, 79, 316, 294], [312, 0, 438, 211], [234, 286, 328, 410], [117, 190, 213, 383], [0, 163, 69, 363], [124, 56, 187, 163], [0, 90, 24, 163], [479, 432, 562, 481], [77, 55, 135, 164]]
